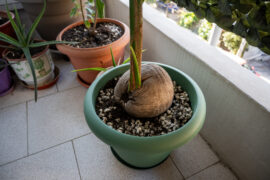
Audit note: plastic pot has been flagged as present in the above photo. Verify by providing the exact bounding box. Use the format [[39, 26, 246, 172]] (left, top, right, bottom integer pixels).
[[0, 59, 12, 95], [84, 62, 206, 168], [2, 43, 54, 87], [56, 18, 130, 87]]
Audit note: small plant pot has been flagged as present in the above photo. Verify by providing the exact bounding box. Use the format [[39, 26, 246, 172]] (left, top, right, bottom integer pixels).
[[0, 59, 13, 96], [84, 62, 206, 168], [56, 18, 130, 87], [2, 44, 55, 87], [0, 11, 16, 57]]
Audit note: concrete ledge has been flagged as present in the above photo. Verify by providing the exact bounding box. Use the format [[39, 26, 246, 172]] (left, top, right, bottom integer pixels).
[[105, 0, 270, 179]]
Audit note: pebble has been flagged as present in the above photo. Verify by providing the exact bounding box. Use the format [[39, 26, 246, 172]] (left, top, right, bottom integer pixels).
[[96, 80, 193, 137]]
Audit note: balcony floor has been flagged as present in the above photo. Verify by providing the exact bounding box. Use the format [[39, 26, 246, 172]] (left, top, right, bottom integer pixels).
[[0, 52, 237, 180]]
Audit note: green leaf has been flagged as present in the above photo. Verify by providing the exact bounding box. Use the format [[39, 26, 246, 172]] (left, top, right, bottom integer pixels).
[[22, 48, 38, 101], [5, 3, 25, 45], [96, 0, 105, 18], [29, 41, 77, 48], [72, 67, 107, 72], [122, 57, 130, 64], [122, 49, 145, 64], [26, 0, 47, 45], [14, 7, 24, 36], [110, 47, 116, 67], [218, 0, 231, 16], [130, 46, 141, 89], [86, 7, 94, 14], [84, 20, 91, 29], [0, 44, 17, 49], [70, 7, 78, 17], [0, 32, 21, 47]]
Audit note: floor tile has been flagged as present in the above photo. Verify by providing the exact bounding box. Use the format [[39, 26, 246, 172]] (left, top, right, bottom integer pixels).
[[73, 134, 183, 180], [171, 135, 219, 178], [187, 163, 237, 180], [0, 82, 57, 109], [54, 54, 80, 92], [0, 103, 27, 165], [0, 142, 80, 180], [28, 86, 90, 154]]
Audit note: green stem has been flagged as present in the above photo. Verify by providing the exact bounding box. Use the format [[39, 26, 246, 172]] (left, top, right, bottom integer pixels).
[[129, 0, 144, 91]]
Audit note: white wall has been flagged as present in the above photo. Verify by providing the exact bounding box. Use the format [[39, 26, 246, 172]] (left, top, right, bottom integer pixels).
[[105, 1, 270, 179]]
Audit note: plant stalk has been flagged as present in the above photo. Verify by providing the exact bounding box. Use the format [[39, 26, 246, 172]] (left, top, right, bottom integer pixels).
[[79, 0, 86, 24], [129, 0, 143, 91], [92, 0, 98, 32]]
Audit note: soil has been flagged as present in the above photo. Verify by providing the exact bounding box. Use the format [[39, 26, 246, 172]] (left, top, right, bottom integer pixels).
[[62, 22, 124, 48], [5, 46, 46, 59], [95, 77, 193, 137], [0, 17, 8, 25]]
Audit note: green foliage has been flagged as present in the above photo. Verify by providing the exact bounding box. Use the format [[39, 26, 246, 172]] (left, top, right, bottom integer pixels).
[[0, 0, 72, 101], [221, 31, 242, 54], [172, 0, 270, 54], [198, 19, 212, 40], [179, 11, 199, 29], [130, 46, 141, 89], [70, 0, 105, 32], [145, 0, 156, 3]]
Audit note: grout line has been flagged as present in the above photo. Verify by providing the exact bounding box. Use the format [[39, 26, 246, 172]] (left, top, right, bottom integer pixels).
[[0, 80, 83, 111], [0, 155, 29, 168], [27, 132, 92, 157], [56, 82, 60, 92], [72, 141, 82, 180], [0, 132, 91, 168], [185, 161, 220, 179], [0, 101, 29, 111], [199, 133, 239, 179], [26, 102, 29, 156], [27, 85, 84, 103], [169, 155, 185, 179]]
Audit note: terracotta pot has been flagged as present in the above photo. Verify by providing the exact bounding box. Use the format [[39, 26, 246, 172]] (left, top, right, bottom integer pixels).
[[17, 0, 82, 40], [56, 18, 130, 87], [2, 42, 55, 87], [0, 11, 16, 57]]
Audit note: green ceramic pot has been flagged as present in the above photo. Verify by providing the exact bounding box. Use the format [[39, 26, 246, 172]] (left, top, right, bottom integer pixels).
[[84, 62, 206, 168]]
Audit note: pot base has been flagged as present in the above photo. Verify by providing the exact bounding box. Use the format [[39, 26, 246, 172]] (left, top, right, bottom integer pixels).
[[76, 75, 90, 88], [110, 147, 169, 169], [0, 80, 15, 97], [21, 66, 60, 90]]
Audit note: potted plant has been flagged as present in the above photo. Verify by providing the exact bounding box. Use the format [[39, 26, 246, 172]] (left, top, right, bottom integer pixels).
[[56, 0, 130, 87], [0, 0, 73, 101], [15, 0, 83, 40], [83, 0, 206, 168], [0, 11, 16, 57], [0, 59, 14, 96]]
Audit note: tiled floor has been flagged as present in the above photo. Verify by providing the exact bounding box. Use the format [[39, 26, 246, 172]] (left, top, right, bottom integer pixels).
[[0, 52, 238, 180]]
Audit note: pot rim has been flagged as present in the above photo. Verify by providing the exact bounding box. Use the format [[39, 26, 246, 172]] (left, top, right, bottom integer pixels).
[[84, 62, 206, 151], [56, 18, 130, 51], [0, 11, 15, 29], [2, 39, 49, 62]]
